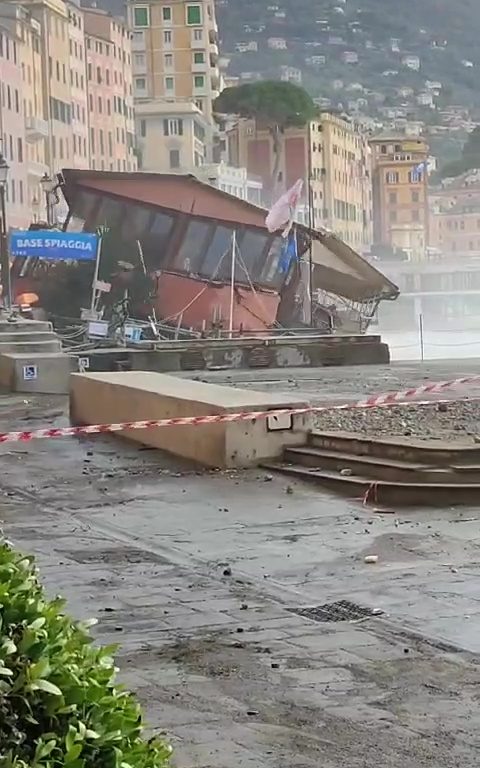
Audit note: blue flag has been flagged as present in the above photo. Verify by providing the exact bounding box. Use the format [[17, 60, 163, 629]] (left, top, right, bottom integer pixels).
[[279, 232, 298, 274]]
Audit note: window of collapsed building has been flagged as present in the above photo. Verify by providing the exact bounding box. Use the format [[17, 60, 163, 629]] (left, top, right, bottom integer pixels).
[[95, 197, 125, 229], [259, 235, 287, 288], [65, 190, 101, 231], [235, 229, 269, 284], [199, 225, 235, 280], [173, 218, 212, 273], [143, 211, 176, 266]]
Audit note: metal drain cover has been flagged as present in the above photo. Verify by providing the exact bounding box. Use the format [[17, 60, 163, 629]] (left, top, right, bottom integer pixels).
[[64, 546, 169, 565], [289, 599, 381, 623]]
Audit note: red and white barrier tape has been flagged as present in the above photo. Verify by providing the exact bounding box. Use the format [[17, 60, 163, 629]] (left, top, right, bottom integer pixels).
[[0, 372, 478, 444]]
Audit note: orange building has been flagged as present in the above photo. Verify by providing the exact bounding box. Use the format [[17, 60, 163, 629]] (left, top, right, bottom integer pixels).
[[430, 197, 480, 257], [227, 113, 373, 252], [370, 134, 429, 260]]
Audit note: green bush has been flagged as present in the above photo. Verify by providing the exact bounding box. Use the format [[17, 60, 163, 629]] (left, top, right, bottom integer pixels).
[[0, 541, 172, 768]]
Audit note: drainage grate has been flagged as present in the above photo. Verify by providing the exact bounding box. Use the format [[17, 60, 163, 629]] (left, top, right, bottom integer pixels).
[[288, 599, 380, 623], [64, 546, 170, 565], [247, 346, 272, 368], [180, 351, 206, 371]]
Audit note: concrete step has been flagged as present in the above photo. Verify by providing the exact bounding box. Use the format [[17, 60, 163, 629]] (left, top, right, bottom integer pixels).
[[284, 446, 480, 484], [262, 462, 480, 507], [0, 319, 53, 333], [309, 431, 480, 467], [0, 339, 62, 354], [0, 351, 76, 394], [0, 331, 59, 343]]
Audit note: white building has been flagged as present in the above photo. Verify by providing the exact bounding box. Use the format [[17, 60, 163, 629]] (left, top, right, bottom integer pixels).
[[402, 55, 420, 71], [196, 162, 263, 205], [342, 50, 359, 64], [267, 37, 287, 50], [417, 92, 434, 107], [235, 41, 258, 53], [306, 54, 326, 67], [280, 65, 302, 84]]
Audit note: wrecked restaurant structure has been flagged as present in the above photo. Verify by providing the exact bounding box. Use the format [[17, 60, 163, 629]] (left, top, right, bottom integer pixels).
[[60, 169, 398, 332]]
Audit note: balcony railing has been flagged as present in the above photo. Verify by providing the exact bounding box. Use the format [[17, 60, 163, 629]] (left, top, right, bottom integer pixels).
[[25, 116, 49, 143]]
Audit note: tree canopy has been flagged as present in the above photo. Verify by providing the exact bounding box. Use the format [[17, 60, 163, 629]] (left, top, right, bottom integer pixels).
[[439, 125, 480, 179], [214, 80, 317, 130]]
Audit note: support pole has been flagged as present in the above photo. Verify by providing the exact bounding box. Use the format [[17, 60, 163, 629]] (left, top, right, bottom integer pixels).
[[228, 231, 236, 338]]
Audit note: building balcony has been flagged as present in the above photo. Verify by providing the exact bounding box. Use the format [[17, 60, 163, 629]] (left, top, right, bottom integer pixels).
[[27, 158, 48, 179], [191, 33, 205, 49], [131, 30, 146, 51], [25, 116, 49, 143], [209, 40, 219, 57], [208, 27, 218, 44]]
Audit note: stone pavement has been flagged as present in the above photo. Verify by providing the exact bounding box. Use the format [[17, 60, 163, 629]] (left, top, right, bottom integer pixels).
[[179, 358, 480, 404], [3, 492, 480, 768], [1, 386, 480, 766]]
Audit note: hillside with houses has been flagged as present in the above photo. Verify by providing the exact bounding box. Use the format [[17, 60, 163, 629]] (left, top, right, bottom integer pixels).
[[216, 0, 480, 149]]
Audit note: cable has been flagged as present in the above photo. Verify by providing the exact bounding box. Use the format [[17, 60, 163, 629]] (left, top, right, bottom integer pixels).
[[155, 243, 231, 324]]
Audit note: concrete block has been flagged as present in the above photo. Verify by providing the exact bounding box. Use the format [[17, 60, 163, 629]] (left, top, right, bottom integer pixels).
[[0, 331, 58, 344], [0, 352, 76, 394], [0, 319, 53, 334], [0, 339, 62, 354], [70, 371, 312, 468]]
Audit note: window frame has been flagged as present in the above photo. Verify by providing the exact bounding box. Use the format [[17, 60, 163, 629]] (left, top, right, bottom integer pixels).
[[133, 6, 150, 28], [186, 4, 202, 25]]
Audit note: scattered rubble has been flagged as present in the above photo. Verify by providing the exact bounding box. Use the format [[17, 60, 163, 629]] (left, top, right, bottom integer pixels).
[[315, 400, 480, 442]]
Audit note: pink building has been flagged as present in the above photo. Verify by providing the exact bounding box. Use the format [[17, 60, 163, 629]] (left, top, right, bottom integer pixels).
[[84, 8, 136, 173], [67, 0, 89, 169], [0, 23, 29, 228]]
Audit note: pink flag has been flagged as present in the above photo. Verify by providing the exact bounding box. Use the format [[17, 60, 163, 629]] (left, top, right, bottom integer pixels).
[[265, 179, 304, 233]]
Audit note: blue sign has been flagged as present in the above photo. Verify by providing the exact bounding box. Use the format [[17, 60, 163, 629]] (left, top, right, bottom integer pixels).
[[9, 230, 98, 262]]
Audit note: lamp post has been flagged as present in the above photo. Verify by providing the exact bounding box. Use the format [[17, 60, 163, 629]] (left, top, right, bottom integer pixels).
[[40, 173, 56, 227], [0, 153, 11, 310]]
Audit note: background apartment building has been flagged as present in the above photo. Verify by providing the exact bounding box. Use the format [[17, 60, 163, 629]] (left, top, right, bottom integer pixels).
[[128, 0, 221, 171], [429, 170, 480, 257], [67, 0, 88, 169], [136, 99, 209, 171], [317, 112, 372, 251], [228, 112, 373, 251], [370, 134, 429, 260], [0, 0, 136, 227], [0, 13, 29, 227], [84, 7, 136, 173]]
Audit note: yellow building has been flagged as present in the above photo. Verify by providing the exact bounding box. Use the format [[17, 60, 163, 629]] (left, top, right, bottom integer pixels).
[[370, 134, 429, 260], [128, 0, 220, 170], [36, 0, 74, 172], [67, 0, 89, 169], [316, 112, 372, 250], [136, 99, 209, 171], [228, 112, 373, 251]]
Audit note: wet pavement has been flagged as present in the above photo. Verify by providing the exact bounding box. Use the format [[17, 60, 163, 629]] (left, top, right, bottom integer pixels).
[[1, 365, 480, 767], [179, 358, 480, 403]]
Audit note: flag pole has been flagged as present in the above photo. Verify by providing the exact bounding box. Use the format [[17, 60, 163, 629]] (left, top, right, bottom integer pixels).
[[89, 235, 102, 314], [228, 231, 236, 338]]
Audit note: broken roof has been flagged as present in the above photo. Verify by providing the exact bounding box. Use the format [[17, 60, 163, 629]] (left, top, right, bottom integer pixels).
[[61, 169, 398, 303]]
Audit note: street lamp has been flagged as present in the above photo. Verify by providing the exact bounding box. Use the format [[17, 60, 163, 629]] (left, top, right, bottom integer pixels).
[[0, 153, 11, 310], [40, 172, 57, 227]]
